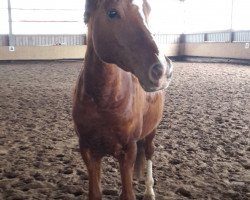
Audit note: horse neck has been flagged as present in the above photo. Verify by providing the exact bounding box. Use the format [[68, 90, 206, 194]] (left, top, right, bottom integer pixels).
[[83, 21, 118, 84], [81, 35, 132, 103]]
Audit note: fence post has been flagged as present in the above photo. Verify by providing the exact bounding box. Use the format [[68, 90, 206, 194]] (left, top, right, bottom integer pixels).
[[204, 33, 208, 42], [230, 32, 234, 42], [7, 0, 13, 46], [180, 34, 185, 43]]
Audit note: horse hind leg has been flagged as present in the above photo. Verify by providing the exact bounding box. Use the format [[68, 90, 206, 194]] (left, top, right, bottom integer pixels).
[[143, 130, 156, 200], [80, 148, 102, 200]]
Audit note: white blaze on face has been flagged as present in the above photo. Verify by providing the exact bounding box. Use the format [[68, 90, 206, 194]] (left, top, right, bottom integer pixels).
[[132, 0, 150, 29]]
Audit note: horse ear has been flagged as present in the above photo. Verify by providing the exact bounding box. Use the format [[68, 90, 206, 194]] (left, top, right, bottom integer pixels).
[[84, 0, 98, 24], [143, 0, 151, 14]]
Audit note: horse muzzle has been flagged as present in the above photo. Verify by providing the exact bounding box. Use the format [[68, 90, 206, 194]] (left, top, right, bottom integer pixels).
[[144, 56, 173, 92]]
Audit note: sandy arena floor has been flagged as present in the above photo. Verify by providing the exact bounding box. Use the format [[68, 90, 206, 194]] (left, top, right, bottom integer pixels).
[[0, 61, 249, 200]]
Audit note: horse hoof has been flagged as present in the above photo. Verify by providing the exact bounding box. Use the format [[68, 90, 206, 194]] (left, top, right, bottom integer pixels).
[[143, 194, 155, 200]]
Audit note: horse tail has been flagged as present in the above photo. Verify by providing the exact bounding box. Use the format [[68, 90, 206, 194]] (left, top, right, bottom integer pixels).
[[134, 140, 146, 180]]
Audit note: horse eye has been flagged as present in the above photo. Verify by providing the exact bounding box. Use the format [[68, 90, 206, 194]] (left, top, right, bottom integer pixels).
[[107, 9, 119, 19]]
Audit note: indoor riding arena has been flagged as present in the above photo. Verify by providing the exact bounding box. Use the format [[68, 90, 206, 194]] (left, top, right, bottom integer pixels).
[[0, 1, 250, 200]]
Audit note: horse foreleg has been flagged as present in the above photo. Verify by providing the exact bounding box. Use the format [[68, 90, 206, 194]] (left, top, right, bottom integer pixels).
[[118, 141, 137, 200], [80, 148, 102, 200], [143, 130, 156, 200]]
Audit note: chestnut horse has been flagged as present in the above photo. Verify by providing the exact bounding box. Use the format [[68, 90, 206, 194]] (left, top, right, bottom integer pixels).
[[72, 0, 173, 199]]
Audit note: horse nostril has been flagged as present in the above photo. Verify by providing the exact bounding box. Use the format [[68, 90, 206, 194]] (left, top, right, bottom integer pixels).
[[149, 64, 164, 83]]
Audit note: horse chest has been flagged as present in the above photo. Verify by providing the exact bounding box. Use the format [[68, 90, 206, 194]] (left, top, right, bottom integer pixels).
[[73, 70, 165, 156], [74, 94, 143, 155]]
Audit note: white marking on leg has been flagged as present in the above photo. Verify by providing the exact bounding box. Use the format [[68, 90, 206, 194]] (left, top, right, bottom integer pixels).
[[144, 160, 155, 199]]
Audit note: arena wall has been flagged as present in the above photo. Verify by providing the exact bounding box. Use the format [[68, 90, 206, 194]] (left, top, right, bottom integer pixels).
[[0, 46, 86, 60], [181, 43, 250, 60], [0, 33, 249, 61], [1, 43, 249, 61]]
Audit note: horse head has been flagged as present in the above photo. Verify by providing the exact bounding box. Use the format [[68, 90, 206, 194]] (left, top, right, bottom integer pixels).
[[85, 0, 173, 92]]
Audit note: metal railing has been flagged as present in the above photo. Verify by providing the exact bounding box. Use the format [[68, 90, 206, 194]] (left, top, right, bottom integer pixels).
[[184, 30, 250, 43], [1, 30, 249, 47], [0, 34, 86, 46]]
